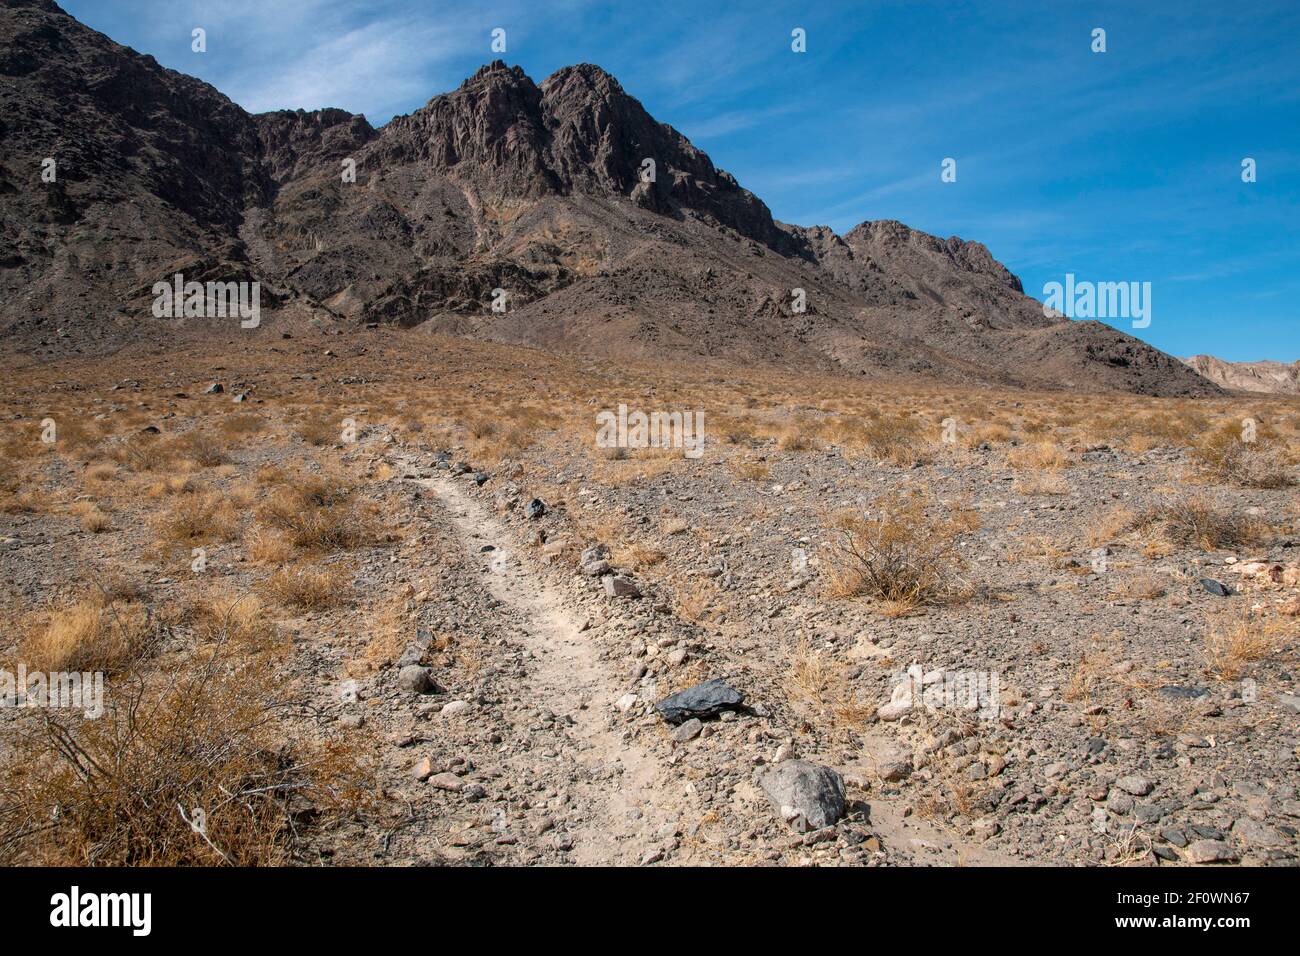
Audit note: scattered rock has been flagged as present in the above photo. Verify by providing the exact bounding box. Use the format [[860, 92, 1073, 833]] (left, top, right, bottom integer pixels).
[[1185, 840, 1238, 864], [1116, 775, 1156, 796], [654, 678, 744, 724], [1199, 578, 1233, 597], [758, 759, 846, 832], [397, 665, 436, 693], [602, 574, 642, 599], [672, 718, 703, 743]]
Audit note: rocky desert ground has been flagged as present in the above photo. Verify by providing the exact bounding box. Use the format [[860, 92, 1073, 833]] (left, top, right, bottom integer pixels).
[[1, 328, 1296, 867]]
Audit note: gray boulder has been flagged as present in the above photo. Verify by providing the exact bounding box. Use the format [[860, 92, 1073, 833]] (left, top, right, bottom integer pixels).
[[759, 760, 846, 832], [397, 665, 437, 694]]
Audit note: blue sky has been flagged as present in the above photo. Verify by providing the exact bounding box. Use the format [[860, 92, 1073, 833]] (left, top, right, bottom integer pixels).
[[62, 0, 1300, 361]]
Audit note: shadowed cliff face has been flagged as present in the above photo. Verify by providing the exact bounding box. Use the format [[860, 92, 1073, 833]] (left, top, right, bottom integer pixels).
[[0, 2, 1220, 396]]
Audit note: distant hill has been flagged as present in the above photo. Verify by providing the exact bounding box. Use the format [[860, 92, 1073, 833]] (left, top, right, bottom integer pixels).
[[1182, 355, 1300, 395]]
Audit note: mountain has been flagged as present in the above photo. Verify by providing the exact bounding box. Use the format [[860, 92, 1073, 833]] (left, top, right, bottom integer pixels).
[[1181, 355, 1300, 395], [0, 0, 1220, 396]]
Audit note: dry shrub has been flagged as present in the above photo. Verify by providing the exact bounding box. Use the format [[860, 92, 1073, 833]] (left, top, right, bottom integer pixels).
[[825, 490, 977, 612], [111, 431, 174, 473], [1131, 494, 1266, 551], [785, 639, 873, 728], [1109, 572, 1167, 600], [218, 414, 266, 438], [295, 413, 339, 447], [845, 415, 927, 466], [1007, 441, 1069, 471], [1014, 472, 1069, 496], [154, 491, 240, 545], [1085, 507, 1136, 549], [1204, 613, 1294, 681], [83, 462, 119, 486], [676, 579, 718, 623], [172, 428, 227, 468], [713, 413, 757, 445], [146, 474, 199, 497], [69, 499, 112, 532], [19, 598, 160, 675], [1192, 421, 1293, 489], [0, 649, 371, 866], [189, 591, 282, 655], [244, 526, 294, 565], [259, 475, 373, 551], [261, 564, 349, 610], [777, 426, 813, 452]]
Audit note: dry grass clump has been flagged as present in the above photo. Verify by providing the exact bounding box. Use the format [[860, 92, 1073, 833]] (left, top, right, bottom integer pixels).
[[295, 413, 340, 447], [849, 414, 928, 466], [1192, 421, 1293, 489], [189, 591, 282, 655], [258, 475, 374, 551], [82, 462, 119, 487], [18, 597, 160, 675], [171, 428, 228, 468], [110, 431, 176, 473], [785, 639, 874, 729], [260, 564, 350, 610], [243, 526, 295, 565], [218, 413, 266, 438], [1006, 440, 1070, 471], [1131, 493, 1266, 551], [0, 649, 372, 866], [1204, 613, 1294, 681], [1108, 572, 1168, 600], [728, 458, 770, 482], [824, 489, 978, 613], [145, 474, 199, 497], [154, 491, 240, 545], [68, 499, 113, 533], [712, 413, 758, 445]]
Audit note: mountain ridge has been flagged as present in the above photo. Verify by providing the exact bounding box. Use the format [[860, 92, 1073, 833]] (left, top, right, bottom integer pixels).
[[0, 0, 1220, 396]]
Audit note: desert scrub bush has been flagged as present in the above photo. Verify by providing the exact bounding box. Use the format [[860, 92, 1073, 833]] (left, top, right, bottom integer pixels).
[[824, 490, 979, 613], [728, 457, 770, 482], [258, 475, 374, 551], [1131, 493, 1267, 551], [1006, 440, 1069, 470], [73, 502, 112, 533], [153, 491, 240, 546], [170, 428, 228, 468], [785, 639, 874, 729], [1191, 421, 1293, 488], [260, 564, 350, 610], [1204, 612, 1294, 681], [189, 591, 282, 655], [110, 430, 175, 473], [0, 647, 372, 866], [294, 412, 340, 447], [18, 596, 162, 675], [218, 413, 266, 439], [712, 413, 757, 445], [838, 414, 927, 466]]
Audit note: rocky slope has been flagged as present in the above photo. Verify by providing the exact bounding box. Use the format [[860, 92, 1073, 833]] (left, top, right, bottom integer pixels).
[[1182, 355, 1300, 395], [0, 0, 1220, 396]]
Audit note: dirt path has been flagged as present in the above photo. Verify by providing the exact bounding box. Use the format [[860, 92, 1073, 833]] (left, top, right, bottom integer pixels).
[[407, 470, 694, 865]]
